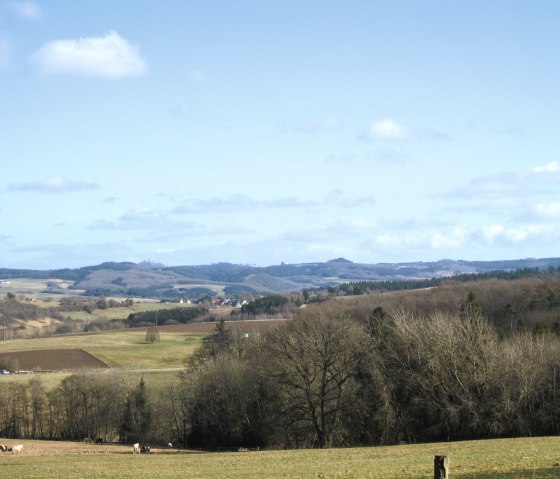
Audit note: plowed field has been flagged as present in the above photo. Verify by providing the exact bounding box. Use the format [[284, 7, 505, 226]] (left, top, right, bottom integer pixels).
[[0, 348, 108, 371]]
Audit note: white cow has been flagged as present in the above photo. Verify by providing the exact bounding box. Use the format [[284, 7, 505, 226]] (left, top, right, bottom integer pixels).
[[12, 445, 23, 455], [132, 443, 140, 454]]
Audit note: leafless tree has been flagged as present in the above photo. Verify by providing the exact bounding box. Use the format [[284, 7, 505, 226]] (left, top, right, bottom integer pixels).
[[261, 308, 369, 448]]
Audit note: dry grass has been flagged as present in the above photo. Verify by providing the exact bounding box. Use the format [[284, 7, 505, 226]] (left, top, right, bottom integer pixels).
[[0, 437, 559, 479]]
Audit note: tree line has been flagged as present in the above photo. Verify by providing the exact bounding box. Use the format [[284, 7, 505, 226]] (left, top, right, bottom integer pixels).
[[1, 294, 559, 449]]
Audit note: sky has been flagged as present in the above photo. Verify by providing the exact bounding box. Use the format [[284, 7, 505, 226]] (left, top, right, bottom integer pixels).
[[1, 0, 560, 269]]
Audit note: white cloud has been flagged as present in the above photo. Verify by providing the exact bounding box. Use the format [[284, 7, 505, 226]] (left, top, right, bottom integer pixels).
[[374, 227, 466, 250], [533, 161, 560, 173], [30, 31, 147, 78], [363, 119, 449, 142], [480, 224, 549, 244], [171, 191, 375, 214], [7, 0, 42, 20], [7, 177, 99, 193], [369, 118, 405, 139], [533, 202, 560, 217]]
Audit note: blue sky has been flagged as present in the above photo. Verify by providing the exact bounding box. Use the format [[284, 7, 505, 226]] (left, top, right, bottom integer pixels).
[[1, 0, 560, 269]]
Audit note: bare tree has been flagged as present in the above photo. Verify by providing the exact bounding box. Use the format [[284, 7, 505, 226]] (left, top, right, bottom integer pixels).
[[261, 308, 369, 448], [145, 326, 160, 344]]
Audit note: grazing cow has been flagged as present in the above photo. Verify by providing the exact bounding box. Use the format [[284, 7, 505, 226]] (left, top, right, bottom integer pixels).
[[94, 438, 103, 445], [167, 442, 173, 448], [83, 437, 92, 444], [0, 445, 7, 452], [132, 443, 140, 454], [12, 445, 23, 455]]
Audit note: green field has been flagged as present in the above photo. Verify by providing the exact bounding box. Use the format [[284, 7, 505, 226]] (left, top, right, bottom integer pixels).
[[0, 436, 559, 478], [0, 329, 205, 369]]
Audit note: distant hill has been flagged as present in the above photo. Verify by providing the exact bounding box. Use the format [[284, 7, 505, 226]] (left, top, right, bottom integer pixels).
[[1, 257, 560, 298]]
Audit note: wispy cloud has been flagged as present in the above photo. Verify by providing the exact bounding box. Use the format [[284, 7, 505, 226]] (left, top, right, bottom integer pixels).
[[517, 201, 560, 221], [171, 190, 375, 214], [361, 118, 449, 142], [7, 177, 99, 193], [6, 0, 42, 21], [439, 162, 560, 210], [441, 173, 525, 201], [475, 223, 551, 246], [366, 146, 411, 164], [369, 118, 405, 139], [533, 202, 560, 217], [375, 226, 467, 250], [30, 31, 147, 78], [533, 161, 560, 173], [187, 69, 207, 82]]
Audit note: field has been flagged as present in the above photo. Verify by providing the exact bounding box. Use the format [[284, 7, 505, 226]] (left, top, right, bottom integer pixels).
[[0, 329, 203, 369], [0, 436, 559, 478], [0, 348, 107, 370], [61, 300, 209, 322]]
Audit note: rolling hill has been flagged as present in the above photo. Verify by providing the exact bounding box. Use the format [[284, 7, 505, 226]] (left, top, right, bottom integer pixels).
[[2, 256, 560, 298]]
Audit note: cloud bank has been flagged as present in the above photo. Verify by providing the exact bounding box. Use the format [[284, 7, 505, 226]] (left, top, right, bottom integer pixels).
[[7, 177, 99, 193], [30, 31, 147, 78]]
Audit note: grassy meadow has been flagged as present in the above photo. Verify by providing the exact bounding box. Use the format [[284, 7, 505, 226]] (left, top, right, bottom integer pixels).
[[0, 436, 559, 479]]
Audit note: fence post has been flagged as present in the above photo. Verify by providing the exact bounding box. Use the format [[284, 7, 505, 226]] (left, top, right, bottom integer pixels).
[[434, 455, 449, 479]]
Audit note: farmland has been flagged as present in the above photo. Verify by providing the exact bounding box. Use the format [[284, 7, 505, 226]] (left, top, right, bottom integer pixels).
[[0, 319, 287, 377], [0, 436, 559, 479], [0, 348, 107, 370]]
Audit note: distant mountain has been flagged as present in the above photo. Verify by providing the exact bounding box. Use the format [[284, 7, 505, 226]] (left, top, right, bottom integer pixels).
[[1, 257, 560, 298]]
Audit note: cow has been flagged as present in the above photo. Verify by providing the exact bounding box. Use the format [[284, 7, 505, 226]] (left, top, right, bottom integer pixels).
[[140, 444, 150, 454], [167, 442, 173, 448], [132, 443, 140, 454], [0, 445, 7, 452], [94, 438, 103, 445], [12, 445, 23, 455], [83, 437, 92, 444]]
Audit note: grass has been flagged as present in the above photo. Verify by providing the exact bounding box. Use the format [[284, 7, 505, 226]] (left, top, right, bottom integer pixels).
[[0, 436, 559, 478], [0, 330, 205, 369]]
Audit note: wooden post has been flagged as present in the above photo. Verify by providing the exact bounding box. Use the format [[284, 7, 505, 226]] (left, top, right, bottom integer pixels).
[[434, 455, 449, 479]]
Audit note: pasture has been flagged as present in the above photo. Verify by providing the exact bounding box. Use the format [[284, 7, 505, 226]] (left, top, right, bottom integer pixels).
[[0, 436, 559, 478]]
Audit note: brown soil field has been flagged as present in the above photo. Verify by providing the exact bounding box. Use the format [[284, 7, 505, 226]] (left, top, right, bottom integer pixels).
[[0, 348, 108, 371]]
